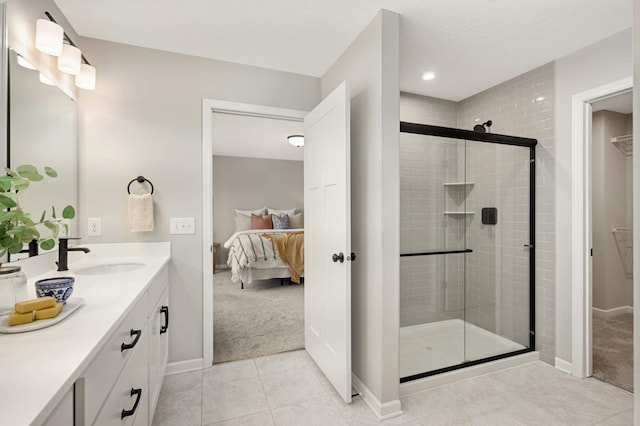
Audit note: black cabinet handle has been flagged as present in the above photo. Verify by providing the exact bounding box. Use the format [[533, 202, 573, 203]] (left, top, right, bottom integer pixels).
[[121, 388, 142, 419], [332, 252, 344, 263], [121, 329, 142, 352], [160, 306, 169, 334], [347, 252, 357, 261]]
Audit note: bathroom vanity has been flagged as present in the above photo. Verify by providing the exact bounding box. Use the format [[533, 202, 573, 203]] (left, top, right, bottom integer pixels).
[[0, 242, 171, 425]]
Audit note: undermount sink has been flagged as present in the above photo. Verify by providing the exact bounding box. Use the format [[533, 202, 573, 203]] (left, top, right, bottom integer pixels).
[[74, 262, 146, 276]]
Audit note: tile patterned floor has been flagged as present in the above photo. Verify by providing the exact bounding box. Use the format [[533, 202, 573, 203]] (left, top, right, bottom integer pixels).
[[593, 312, 633, 392], [152, 350, 634, 426]]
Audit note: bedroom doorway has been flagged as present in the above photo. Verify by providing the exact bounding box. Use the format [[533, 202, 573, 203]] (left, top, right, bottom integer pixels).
[[202, 100, 308, 365]]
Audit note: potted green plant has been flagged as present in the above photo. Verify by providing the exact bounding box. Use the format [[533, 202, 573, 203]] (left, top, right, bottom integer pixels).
[[0, 164, 75, 256]]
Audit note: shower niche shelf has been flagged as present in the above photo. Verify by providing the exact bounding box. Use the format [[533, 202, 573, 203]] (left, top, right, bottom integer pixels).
[[443, 181, 475, 187], [444, 211, 475, 216]]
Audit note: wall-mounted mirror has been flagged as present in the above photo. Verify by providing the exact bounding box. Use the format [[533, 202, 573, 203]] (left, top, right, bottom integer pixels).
[[8, 48, 78, 259]]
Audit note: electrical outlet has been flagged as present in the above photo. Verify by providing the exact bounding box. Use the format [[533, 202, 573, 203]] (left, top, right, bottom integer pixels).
[[88, 218, 101, 236], [170, 217, 195, 235]]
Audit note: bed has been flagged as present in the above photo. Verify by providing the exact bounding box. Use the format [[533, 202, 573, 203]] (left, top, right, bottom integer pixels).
[[224, 228, 304, 288]]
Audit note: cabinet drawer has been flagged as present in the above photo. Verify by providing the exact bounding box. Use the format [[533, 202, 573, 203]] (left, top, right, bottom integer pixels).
[[78, 296, 147, 425], [93, 329, 149, 426], [147, 266, 168, 316]]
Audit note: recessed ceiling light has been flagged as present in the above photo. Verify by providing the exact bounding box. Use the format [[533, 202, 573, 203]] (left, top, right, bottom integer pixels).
[[421, 71, 436, 81]]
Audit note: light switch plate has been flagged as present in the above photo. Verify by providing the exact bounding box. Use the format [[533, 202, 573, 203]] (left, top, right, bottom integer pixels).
[[88, 218, 101, 236], [170, 217, 195, 234]]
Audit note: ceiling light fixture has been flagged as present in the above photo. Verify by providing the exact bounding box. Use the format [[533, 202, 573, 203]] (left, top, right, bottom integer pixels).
[[36, 12, 96, 90], [287, 135, 304, 148], [421, 71, 436, 81]]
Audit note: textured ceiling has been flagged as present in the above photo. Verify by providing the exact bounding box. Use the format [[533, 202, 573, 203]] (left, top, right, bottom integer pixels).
[[54, 0, 632, 101]]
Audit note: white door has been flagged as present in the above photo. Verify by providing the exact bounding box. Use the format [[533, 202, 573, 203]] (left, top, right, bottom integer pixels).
[[304, 81, 352, 403]]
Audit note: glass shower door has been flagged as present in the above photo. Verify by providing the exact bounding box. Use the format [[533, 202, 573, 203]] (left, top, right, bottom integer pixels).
[[399, 122, 536, 383], [463, 140, 533, 362]]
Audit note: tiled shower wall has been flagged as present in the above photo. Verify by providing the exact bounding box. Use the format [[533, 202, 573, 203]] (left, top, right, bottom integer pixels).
[[399, 95, 461, 326], [399, 63, 556, 364]]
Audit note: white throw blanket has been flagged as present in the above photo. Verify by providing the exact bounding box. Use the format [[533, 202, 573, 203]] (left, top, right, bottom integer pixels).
[[226, 232, 279, 281], [129, 193, 154, 232]]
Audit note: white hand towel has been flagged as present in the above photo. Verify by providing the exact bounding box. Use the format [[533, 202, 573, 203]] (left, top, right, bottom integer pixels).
[[129, 193, 154, 232]]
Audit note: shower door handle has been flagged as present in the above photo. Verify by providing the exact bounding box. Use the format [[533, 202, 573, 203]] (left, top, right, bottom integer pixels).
[[332, 252, 345, 263], [524, 244, 534, 248]]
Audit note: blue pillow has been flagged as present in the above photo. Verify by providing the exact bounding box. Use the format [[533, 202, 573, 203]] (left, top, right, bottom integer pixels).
[[272, 214, 291, 230]]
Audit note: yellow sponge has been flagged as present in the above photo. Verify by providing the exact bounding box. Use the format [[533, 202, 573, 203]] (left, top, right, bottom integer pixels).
[[8, 310, 34, 326], [14, 297, 56, 314], [34, 302, 63, 320]]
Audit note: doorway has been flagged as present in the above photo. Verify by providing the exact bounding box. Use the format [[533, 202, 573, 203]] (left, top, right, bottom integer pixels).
[[211, 112, 306, 363], [570, 77, 633, 382], [201, 100, 308, 367], [590, 92, 633, 392]]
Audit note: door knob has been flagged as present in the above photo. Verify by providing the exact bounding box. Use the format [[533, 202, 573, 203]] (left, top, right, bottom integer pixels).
[[332, 252, 344, 263], [347, 252, 357, 261]]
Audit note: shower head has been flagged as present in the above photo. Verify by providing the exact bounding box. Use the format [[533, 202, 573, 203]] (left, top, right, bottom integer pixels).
[[473, 120, 493, 133]]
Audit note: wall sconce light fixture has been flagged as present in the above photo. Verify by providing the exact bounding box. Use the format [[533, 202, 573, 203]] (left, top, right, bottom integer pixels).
[[35, 19, 63, 56], [287, 135, 304, 148], [75, 63, 96, 90], [58, 44, 81, 75], [35, 12, 96, 90]]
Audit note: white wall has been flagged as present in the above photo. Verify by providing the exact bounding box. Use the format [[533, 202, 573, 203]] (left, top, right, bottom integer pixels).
[[554, 29, 632, 363], [321, 10, 400, 414], [77, 37, 319, 364], [212, 155, 304, 263]]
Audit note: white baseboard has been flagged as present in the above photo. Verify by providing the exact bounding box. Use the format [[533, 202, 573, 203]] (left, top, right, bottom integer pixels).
[[400, 351, 539, 396], [554, 357, 572, 374], [351, 374, 403, 420], [165, 358, 204, 376], [592, 305, 633, 319]]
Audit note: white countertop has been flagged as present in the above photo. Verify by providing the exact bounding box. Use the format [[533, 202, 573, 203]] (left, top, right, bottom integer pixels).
[[0, 242, 171, 426]]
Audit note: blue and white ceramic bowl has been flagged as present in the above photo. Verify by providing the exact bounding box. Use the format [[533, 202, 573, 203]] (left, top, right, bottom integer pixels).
[[35, 277, 75, 304]]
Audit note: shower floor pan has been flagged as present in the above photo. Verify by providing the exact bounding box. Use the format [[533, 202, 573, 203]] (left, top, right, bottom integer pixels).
[[400, 319, 526, 379]]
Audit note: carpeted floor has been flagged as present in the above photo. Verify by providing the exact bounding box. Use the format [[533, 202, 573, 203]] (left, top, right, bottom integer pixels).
[[213, 269, 304, 363], [592, 311, 633, 392]]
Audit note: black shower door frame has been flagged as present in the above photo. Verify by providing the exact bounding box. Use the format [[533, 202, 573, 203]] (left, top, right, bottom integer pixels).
[[399, 122, 537, 383]]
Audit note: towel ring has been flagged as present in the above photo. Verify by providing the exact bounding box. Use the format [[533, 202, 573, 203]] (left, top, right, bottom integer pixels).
[[127, 176, 154, 194]]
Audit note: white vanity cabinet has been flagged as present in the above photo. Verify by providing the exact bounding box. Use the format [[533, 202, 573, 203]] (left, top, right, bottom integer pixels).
[[73, 265, 169, 426], [148, 268, 170, 422]]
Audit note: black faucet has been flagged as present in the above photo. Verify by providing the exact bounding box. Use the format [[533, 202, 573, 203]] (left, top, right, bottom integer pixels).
[[57, 238, 91, 271]]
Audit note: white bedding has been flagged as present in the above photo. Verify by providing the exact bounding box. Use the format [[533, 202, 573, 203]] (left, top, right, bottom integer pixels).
[[224, 228, 303, 284]]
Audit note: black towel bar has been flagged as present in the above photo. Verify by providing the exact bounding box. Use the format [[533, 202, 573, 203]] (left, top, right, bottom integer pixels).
[[127, 176, 154, 194]]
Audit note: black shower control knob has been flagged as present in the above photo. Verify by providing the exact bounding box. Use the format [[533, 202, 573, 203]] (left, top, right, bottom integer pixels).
[[332, 252, 344, 263]]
